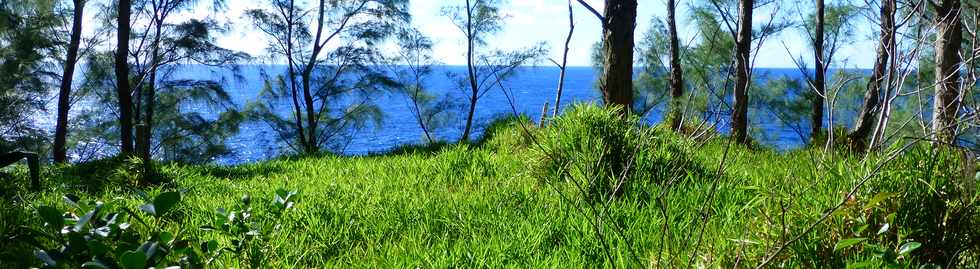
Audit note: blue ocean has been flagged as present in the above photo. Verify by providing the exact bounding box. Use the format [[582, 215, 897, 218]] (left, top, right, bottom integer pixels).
[[169, 65, 842, 164]]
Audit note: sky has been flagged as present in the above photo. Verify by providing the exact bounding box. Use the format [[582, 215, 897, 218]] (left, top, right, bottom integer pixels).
[[173, 0, 879, 68]]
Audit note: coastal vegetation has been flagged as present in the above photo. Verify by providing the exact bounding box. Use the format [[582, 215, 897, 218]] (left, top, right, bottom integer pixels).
[[1, 0, 978, 267], [2, 106, 977, 267]]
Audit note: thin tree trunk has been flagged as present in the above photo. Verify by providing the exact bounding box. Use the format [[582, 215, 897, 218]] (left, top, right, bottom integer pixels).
[[871, 33, 899, 151], [667, 0, 684, 130], [139, 15, 163, 167], [301, 0, 328, 152], [599, 0, 637, 114], [933, 0, 963, 144], [553, 0, 574, 118], [301, 72, 316, 151], [811, 0, 826, 142], [282, 0, 308, 152], [54, 0, 84, 163], [412, 80, 433, 142], [462, 0, 478, 141], [849, 0, 894, 151], [732, 0, 754, 145], [115, 0, 134, 156]]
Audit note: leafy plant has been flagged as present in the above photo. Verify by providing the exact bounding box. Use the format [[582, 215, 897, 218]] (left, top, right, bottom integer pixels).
[[25, 188, 298, 268], [25, 192, 195, 268], [199, 188, 298, 268]]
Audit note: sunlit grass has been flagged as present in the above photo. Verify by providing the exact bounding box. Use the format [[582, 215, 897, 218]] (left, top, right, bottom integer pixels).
[[1, 105, 976, 268]]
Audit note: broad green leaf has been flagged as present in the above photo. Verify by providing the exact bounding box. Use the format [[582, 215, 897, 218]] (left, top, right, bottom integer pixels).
[[74, 203, 103, 232], [62, 194, 81, 208], [877, 223, 890, 235], [153, 192, 181, 217], [898, 242, 922, 255], [67, 232, 88, 252], [120, 251, 146, 269], [852, 224, 868, 235], [834, 237, 867, 252], [34, 249, 57, 267], [36, 206, 63, 229], [93, 226, 112, 237], [138, 204, 156, 217], [87, 240, 108, 256], [82, 260, 111, 269], [863, 192, 893, 210], [137, 241, 159, 261], [201, 240, 218, 253], [142, 192, 181, 217], [159, 231, 174, 244]]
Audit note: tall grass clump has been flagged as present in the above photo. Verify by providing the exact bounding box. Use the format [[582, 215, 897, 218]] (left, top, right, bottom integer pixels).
[[534, 104, 708, 201], [534, 105, 641, 200], [853, 146, 980, 267]]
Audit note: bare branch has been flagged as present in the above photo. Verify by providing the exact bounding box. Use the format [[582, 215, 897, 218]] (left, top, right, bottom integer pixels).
[[575, 0, 604, 23]]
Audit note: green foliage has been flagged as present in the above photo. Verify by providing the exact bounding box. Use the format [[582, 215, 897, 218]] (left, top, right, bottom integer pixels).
[[634, 18, 671, 117], [67, 3, 248, 163], [441, 0, 505, 45], [861, 146, 979, 266], [18, 188, 298, 268], [391, 28, 460, 143], [244, 0, 409, 154], [535, 104, 640, 200], [0, 0, 59, 152], [441, 0, 545, 141], [535, 104, 708, 201], [3, 104, 978, 267]]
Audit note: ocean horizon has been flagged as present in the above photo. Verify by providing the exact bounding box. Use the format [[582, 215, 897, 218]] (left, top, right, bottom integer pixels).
[[50, 65, 872, 164]]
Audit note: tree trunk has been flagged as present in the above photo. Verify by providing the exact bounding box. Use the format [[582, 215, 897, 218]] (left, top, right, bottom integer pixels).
[[54, 0, 84, 163], [599, 0, 637, 114], [732, 0, 754, 145], [553, 0, 574, 118], [301, 0, 327, 152], [139, 18, 163, 168], [811, 0, 826, 142], [933, 0, 963, 144], [282, 0, 308, 152], [849, 0, 894, 151], [412, 80, 433, 142], [666, 0, 684, 130], [461, 0, 478, 141], [115, 0, 134, 156], [301, 72, 317, 152]]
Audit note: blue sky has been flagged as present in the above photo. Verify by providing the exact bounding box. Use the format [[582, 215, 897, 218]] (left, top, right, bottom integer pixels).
[[196, 0, 878, 68]]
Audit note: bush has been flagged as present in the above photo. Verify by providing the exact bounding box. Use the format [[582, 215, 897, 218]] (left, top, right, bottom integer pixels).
[[17, 188, 298, 268], [837, 145, 980, 267], [534, 104, 708, 201]]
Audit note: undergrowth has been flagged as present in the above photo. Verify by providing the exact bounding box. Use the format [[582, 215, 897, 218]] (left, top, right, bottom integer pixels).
[[0, 104, 976, 268]]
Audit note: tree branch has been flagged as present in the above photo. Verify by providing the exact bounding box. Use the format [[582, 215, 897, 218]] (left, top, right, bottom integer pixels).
[[575, 0, 604, 23]]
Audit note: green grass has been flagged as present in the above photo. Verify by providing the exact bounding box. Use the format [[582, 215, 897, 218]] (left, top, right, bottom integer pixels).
[[1, 104, 977, 268]]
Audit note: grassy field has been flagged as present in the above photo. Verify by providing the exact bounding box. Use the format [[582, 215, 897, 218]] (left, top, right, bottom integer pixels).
[[1, 105, 977, 268]]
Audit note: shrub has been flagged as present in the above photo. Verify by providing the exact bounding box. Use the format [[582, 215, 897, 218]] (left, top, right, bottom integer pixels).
[[534, 104, 708, 201], [837, 145, 980, 267], [20, 189, 298, 268]]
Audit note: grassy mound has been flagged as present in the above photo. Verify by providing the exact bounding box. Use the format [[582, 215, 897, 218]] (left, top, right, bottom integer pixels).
[[0, 104, 977, 268]]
